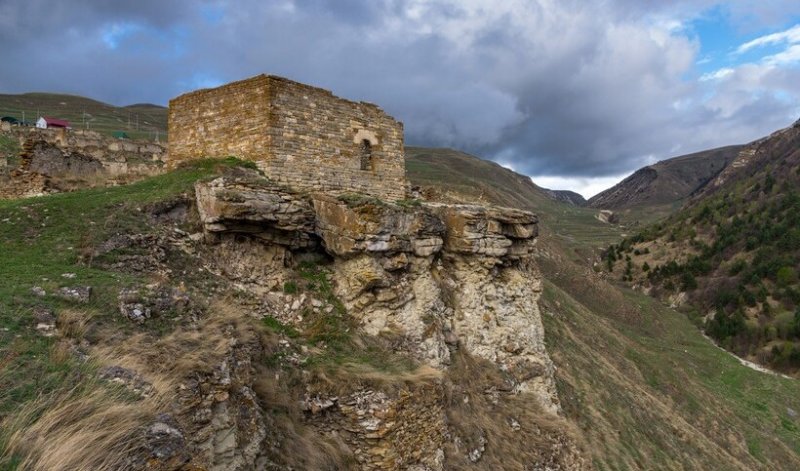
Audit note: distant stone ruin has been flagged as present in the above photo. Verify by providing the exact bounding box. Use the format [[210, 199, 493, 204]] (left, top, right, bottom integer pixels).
[[0, 127, 166, 199], [168, 74, 408, 201]]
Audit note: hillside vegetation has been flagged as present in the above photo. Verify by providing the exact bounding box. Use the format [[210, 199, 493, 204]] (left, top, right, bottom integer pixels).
[[407, 146, 800, 469], [0, 149, 798, 468], [0, 93, 166, 141], [0, 159, 447, 469], [589, 145, 741, 225], [604, 121, 800, 373]]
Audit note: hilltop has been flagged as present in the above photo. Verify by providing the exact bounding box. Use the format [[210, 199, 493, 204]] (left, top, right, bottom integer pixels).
[[0, 92, 166, 141], [2, 87, 800, 469], [589, 145, 742, 224]]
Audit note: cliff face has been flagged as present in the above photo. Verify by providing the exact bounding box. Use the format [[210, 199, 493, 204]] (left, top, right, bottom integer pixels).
[[184, 168, 583, 469]]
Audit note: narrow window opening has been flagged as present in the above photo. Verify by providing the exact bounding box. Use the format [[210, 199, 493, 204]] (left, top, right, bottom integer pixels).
[[360, 139, 373, 170]]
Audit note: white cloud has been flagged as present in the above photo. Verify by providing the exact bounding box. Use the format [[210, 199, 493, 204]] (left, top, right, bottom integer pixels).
[[700, 68, 734, 81], [764, 44, 800, 66], [736, 24, 800, 54]]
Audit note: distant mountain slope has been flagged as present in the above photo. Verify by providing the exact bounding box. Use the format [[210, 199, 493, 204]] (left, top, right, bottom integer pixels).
[[0, 92, 166, 141], [406, 147, 550, 207], [405, 147, 623, 250], [589, 145, 742, 211], [606, 120, 800, 372], [542, 189, 587, 206], [407, 146, 800, 470]]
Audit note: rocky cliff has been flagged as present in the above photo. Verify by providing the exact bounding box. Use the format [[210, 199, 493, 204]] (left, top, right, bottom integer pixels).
[[170, 167, 584, 469]]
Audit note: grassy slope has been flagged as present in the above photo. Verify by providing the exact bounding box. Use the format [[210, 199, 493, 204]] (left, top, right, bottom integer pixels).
[[407, 146, 800, 470], [0, 160, 227, 422], [0, 160, 433, 469], [1, 149, 799, 468], [406, 147, 624, 254], [605, 124, 800, 373], [588, 145, 742, 226], [0, 92, 166, 141]]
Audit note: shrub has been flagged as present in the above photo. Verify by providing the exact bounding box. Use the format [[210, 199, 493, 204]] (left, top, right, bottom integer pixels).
[[706, 308, 746, 341], [728, 259, 747, 276], [777, 266, 797, 287], [680, 272, 698, 291]]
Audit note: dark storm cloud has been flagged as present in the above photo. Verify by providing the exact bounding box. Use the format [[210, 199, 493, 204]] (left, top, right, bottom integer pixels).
[[1, 0, 799, 180]]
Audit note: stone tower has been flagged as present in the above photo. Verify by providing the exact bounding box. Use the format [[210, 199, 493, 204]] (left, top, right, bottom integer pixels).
[[168, 74, 407, 200]]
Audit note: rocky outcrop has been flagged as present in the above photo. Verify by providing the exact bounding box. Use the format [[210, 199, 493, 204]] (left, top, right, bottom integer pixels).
[[596, 209, 618, 224], [196, 168, 317, 250], [313, 194, 445, 257], [130, 334, 269, 471], [195, 170, 561, 417], [306, 386, 447, 470], [26, 140, 105, 177]]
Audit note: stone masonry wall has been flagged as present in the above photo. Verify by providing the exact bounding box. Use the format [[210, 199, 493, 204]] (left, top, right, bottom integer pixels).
[[168, 75, 407, 201], [168, 75, 272, 166], [0, 127, 166, 199], [259, 76, 406, 201]]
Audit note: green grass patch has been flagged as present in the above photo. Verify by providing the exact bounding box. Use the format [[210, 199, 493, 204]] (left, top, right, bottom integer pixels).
[[262, 316, 300, 339], [336, 192, 386, 208], [0, 157, 250, 419]]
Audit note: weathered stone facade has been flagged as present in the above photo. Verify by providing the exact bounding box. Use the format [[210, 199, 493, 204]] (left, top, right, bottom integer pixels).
[[168, 75, 407, 201], [0, 127, 166, 199]]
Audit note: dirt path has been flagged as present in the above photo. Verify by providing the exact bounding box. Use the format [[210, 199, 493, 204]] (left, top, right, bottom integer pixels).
[[701, 333, 793, 380]]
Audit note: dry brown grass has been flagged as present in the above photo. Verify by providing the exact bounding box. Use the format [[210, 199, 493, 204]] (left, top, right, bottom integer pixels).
[[3, 385, 153, 471], [442, 350, 588, 470]]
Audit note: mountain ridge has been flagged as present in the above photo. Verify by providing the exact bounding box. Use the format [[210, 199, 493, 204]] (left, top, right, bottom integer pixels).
[[588, 145, 742, 222], [604, 119, 800, 373]]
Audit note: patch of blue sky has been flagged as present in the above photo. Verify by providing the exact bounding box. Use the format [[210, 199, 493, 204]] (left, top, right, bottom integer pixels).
[[690, 6, 800, 74], [101, 21, 144, 49], [201, 4, 226, 25], [156, 25, 190, 60], [101, 21, 189, 60], [188, 73, 224, 90]]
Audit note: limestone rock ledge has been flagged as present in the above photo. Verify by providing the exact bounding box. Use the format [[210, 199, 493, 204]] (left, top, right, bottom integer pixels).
[[195, 168, 317, 249], [195, 170, 560, 416]]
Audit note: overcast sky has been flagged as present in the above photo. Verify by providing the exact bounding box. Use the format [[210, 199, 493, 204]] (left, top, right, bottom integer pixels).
[[2, 0, 800, 197]]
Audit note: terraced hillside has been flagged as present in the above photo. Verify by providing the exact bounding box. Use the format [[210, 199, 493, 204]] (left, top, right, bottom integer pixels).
[[0, 93, 166, 141]]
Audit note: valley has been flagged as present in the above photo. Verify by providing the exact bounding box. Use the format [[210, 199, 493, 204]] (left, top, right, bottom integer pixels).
[[1, 90, 800, 470]]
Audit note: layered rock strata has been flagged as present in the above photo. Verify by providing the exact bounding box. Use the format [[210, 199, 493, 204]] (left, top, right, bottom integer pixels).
[[186, 171, 584, 468], [196, 170, 560, 416]]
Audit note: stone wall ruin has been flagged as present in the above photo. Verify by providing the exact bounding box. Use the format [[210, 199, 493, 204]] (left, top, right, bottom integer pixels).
[[168, 74, 407, 201]]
